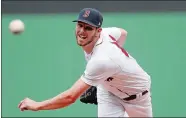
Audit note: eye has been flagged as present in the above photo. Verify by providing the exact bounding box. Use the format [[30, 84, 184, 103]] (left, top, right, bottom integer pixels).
[[78, 24, 83, 27], [85, 26, 93, 31]]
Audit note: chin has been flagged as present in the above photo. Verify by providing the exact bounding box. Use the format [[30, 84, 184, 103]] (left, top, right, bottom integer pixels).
[[78, 43, 83, 46], [77, 42, 84, 46]]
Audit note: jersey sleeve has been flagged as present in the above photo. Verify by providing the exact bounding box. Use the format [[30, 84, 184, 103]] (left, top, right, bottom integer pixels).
[[103, 27, 121, 41], [81, 58, 119, 86]]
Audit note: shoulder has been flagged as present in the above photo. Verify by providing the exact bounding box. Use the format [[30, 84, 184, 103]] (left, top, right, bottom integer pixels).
[[102, 27, 121, 35], [86, 57, 118, 74], [87, 58, 109, 68], [101, 27, 122, 41], [102, 27, 120, 32]]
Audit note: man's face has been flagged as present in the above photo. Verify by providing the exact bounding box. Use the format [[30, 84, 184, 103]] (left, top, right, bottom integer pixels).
[[75, 21, 100, 46]]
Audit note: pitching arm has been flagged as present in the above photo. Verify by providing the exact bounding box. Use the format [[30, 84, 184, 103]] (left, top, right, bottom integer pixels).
[[37, 78, 91, 110], [18, 78, 91, 111]]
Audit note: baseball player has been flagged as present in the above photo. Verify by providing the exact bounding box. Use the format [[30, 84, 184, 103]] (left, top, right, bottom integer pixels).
[[18, 8, 153, 117]]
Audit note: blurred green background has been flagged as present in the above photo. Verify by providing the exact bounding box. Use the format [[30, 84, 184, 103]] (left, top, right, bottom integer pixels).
[[2, 12, 186, 117]]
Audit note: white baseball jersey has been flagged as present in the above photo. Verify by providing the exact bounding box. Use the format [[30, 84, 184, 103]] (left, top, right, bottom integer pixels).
[[81, 27, 151, 99]]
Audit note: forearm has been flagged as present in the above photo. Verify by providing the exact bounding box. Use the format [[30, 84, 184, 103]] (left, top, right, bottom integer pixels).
[[117, 28, 128, 47], [37, 90, 75, 110]]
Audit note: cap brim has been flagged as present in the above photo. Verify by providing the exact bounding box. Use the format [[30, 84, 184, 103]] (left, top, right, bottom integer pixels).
[[72, 19, 99, 27]]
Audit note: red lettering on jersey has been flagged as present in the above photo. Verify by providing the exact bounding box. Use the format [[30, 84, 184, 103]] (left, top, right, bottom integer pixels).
[[109, 35, 117, 41], [109, 35, 129, 57]]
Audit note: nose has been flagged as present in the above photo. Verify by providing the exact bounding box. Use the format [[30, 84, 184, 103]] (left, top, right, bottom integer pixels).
[[79, 27, 85, 34]]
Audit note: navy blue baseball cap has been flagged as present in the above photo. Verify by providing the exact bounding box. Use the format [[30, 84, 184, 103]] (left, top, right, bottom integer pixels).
[[73, 8, 103, 28]]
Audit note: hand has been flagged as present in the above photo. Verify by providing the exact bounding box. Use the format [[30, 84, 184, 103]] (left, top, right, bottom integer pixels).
[[18, 98, 40, 111]]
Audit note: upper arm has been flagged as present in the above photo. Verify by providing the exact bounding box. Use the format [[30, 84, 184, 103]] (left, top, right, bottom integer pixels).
[[68, 78, 91, 101], [66, 59, 119, 101]]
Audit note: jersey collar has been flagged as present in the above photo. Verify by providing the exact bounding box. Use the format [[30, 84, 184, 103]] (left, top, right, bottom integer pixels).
[[95, 33, 103, 46]]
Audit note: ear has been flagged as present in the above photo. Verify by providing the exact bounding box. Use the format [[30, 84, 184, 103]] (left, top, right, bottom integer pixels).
[[95, 28, 102, 37], [97, 27, 102, 33]]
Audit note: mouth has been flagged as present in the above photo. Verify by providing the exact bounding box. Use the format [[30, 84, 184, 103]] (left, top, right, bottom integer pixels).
[[78, 35, 87, 40]]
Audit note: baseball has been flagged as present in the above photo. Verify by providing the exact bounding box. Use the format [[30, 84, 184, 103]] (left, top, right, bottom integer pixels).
[[9, 19, 25, 34]]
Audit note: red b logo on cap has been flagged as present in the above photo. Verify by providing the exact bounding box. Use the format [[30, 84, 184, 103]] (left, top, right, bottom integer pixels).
[[83, 10, 90, 17]]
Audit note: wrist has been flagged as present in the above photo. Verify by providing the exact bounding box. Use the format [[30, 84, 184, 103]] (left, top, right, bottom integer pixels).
[[36, 100, 51, 110], [36, 102, 43, 111]]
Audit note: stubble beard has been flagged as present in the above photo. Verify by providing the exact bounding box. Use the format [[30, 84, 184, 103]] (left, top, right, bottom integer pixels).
[[76, 34, 96, 47]]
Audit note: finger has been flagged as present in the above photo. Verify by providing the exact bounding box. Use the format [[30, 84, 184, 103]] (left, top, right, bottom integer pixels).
[[20, 104, 27, 111], [21, 107, 28, 111], [21, 107, 29, 111], [18, 98, 28, 108], [18, 100, 24, 108], [18, 101, 23, 107]]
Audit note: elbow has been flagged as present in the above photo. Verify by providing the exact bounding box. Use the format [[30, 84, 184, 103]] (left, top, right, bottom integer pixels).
[[117, 28, 128, 46], [120, 28, 128, 37], [65, 94, 76, 104]]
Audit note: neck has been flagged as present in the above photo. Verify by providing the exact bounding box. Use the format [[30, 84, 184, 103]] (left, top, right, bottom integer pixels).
[[83, 36, 100, 54], [82, 39, 96, 54]]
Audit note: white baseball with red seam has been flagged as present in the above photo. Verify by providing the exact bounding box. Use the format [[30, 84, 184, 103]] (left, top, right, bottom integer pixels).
[[9, 19, 25, 34]]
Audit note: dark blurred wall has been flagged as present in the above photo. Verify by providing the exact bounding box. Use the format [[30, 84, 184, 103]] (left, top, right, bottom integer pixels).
[[2, 1, 186, 14]]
